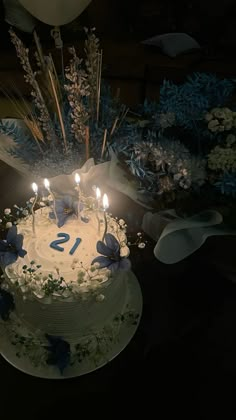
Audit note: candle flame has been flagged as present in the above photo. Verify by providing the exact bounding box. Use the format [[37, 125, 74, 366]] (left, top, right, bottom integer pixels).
[[102, 193, 109, 210], [32, 182, 38, 194], [44, 178, 50, 190], [75, 173, 80, 185], [96, 187, 101, 200]]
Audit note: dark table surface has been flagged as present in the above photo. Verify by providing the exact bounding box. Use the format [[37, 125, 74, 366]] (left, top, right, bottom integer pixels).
[[0, 163, 236, 408]]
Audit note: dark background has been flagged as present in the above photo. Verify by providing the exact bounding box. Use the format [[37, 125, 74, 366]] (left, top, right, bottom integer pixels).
[[1, 0, 236, 107], [1, 0, 236, 51]]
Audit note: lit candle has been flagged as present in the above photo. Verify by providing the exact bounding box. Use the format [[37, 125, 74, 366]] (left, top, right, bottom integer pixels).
[[96, 187, 101, 233], [74, 173, 81, 219], [102, 193, 109, 242], [44, 178, 58, 225], [31, 182, 38, 235]]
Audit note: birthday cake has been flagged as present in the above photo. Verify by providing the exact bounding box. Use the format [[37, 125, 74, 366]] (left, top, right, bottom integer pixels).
[[0, 185, 142, 376]]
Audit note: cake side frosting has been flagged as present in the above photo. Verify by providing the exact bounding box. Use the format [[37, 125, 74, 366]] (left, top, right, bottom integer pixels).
[[11, 271, 129, 342]]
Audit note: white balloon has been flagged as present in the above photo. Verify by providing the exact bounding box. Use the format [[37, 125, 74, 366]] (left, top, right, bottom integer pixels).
[[18, 0, 92, 26]]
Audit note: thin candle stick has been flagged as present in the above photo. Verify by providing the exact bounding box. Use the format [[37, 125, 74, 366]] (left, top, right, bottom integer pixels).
[[31, 193, 37, 236], [102, 193, 109, 242], [102, 210, 108, 242], [95, 187, 101, 234], [31, 182, 38, 236], [74, 173, 81, 220], [44, 179, 58, 225]]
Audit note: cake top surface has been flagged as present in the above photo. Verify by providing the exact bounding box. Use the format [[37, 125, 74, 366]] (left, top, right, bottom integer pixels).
[[1, 184, 132, 303]]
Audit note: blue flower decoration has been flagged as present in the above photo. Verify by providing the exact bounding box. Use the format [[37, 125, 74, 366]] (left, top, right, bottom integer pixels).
[[50, 195, 79, 228], [45, 334, 71, 374], [0, 287, 15, 321], [0, 226, 27, 268], [92, 233, 131, 272]]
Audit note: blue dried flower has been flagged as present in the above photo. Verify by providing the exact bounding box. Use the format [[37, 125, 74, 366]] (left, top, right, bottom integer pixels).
[[0, 287, 15, 321], [45, 334, 71, 374], [0, 226, 27, 267], [215, 172, 236, 197], [92, 233, 131, 272]]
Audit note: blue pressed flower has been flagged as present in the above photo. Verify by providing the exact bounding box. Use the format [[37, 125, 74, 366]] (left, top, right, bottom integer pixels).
[[45, 334, 71, 374], [50, 195, 79, 228], [0, 226, 27, 268], [92, 233, 131, 272], [0, 288, 15, 321]]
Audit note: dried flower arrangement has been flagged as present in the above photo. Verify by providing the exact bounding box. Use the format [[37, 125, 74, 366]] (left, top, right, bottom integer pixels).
[[0, 28, 129, 178], [0, 30, 236, 226]]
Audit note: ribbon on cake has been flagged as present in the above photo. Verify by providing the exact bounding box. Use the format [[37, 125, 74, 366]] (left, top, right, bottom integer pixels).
[[142, 209, 236, 264]]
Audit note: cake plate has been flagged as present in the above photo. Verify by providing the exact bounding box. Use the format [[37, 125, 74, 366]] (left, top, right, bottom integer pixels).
[[0, 271, 142, 379]]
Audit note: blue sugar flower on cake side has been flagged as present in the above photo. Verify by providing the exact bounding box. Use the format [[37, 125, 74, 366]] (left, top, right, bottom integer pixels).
[[92, 233, 131, 272], [45, 334, 71, 374], [0, 287, 15, 321], [0, 226, 27, 267]]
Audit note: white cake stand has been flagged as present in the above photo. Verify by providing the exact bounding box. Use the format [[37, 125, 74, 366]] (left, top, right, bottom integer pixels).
[[0, 271, 142, 379]]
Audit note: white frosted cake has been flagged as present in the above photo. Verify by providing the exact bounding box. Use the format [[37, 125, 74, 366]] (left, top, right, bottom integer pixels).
[[0, 193, 141, 375]]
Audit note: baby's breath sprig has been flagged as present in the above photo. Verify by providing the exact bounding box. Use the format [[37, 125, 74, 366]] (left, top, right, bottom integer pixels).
[[22, 260, 42, 280], [127, 232, 147, 249], [42, 271, 73, 297], [0, 203, 30, 236], [0, 194, 49, 237], [10, 261, 42, 291]]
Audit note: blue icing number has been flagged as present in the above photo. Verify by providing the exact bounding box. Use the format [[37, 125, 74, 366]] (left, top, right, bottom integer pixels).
[[69, 237, 82, 255], [50, 233, 70, 252], [50, 233, 82, 255]]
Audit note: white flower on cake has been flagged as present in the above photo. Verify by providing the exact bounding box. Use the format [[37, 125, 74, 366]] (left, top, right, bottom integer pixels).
[[92, 262, 100, 269], [108, 219, 118, 233], [117, 232, 127, 244], [4, 208, 11, 215], [120, 245, 130, 258], [22, 209, 29, 216]]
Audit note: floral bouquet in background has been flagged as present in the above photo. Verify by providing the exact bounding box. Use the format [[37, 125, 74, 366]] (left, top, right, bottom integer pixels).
[[0, 28, 131, 180], [206, 107, 236, 196], [0, 29, 236, 231], [111, 73, 236, 227]]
